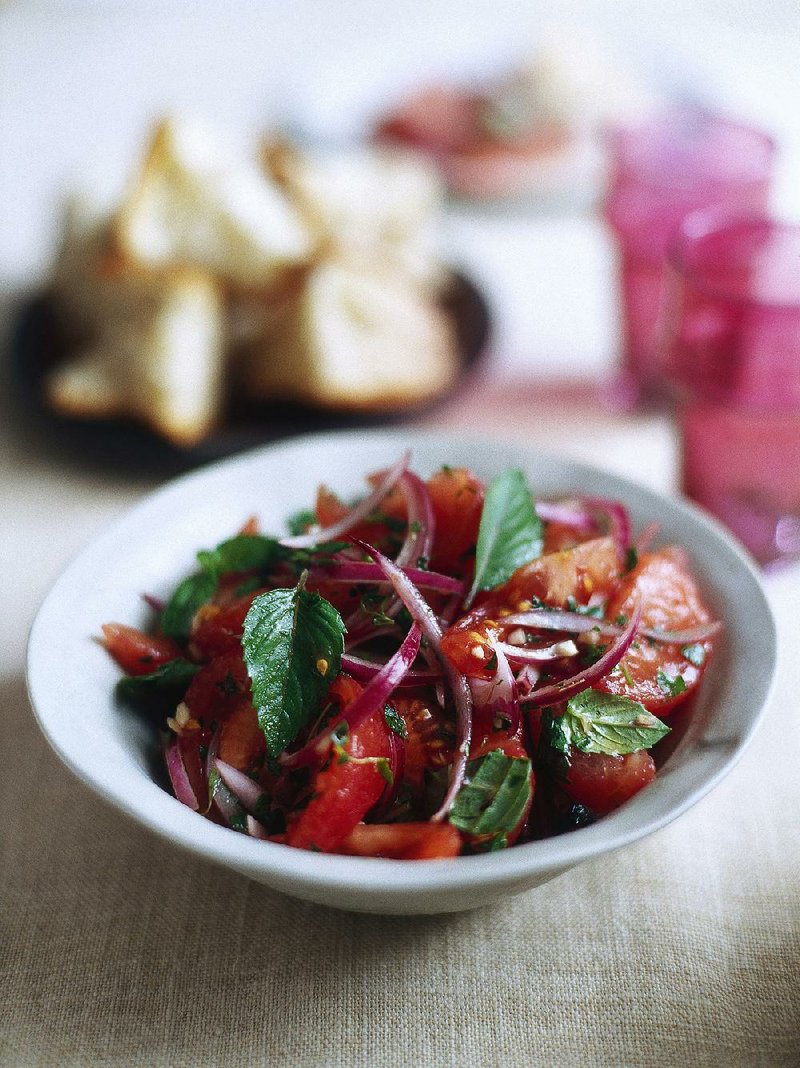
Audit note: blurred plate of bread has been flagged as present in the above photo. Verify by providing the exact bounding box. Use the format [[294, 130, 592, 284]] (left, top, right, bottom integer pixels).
[[16, 116, 488, 464]]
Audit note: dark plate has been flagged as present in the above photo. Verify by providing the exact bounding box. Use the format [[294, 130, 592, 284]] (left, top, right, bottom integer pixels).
[[9, 270, 490, 474]]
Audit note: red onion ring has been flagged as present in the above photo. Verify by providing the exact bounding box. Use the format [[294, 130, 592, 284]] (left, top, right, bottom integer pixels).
[[355, 540, 473, 823], [519, 604, 642, 708], [470, 642, 520, 734], [280, 622, 422, 769], [497, 611, 720, 646], [341, 651, 442, 686], [163, 735, 201, 811], [579, 496, 631, 559], [215, 759, 266, 814], [308, 560, 464, 595], [535, 501, 595, 531], [496, 639, 579, 664], [280, 450, 410, 548], [395, 471, 435, 568], [246, 816, 269, 839]]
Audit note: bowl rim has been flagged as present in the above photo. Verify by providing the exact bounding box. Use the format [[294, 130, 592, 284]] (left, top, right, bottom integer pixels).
[[26, 428, 778, 898]]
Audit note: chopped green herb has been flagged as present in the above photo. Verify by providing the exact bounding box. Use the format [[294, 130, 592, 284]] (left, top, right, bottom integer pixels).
[[376, 758, 394, 785], [383, 705, 407, 739], [614, 613, 629, 626], [657, 670, 687, 697], [625, 546, 639, 572]]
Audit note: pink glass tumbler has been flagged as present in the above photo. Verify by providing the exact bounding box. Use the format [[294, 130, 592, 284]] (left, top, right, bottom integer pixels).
[[665, 213, 800, 567], [604, 110, 774, 406]]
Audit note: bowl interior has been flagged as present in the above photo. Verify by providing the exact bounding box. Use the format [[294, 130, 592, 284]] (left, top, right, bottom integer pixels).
[[27, 429, 777, 912]]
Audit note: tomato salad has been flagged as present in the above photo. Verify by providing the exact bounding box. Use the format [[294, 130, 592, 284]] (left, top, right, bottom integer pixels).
[[104, 452, 720, 860]]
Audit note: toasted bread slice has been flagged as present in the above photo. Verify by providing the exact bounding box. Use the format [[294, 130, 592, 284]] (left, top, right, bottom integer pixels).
[[240, 259, 457, 411], [46, 267, 225, 446], [114, 117, 313, 290]]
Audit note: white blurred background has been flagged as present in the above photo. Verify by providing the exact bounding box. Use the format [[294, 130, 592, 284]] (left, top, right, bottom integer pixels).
[[2, 0, 799, 377]]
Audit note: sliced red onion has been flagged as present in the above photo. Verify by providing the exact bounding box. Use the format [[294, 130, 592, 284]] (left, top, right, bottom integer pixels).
[[497, 638, 579, 664], [639, 620, 722, 644], [308, 560, 464, 595], [142, 592, 165, 612], [519, 604, 642, 708], [211, 776, 245, 828], [516, 663, 540, 698], [499, 609, 617, 635], [579, 496, 631, 558], [355, 540, 473, 822], [470, 642, 520, 734], [345, 624, 399, 650], [215, 759, 265, 813], [341, 651, 442, 687], [279, 450, 410, 548], [497, 610, 720, 646], [247, 815, 269, 839], [280, 623, 422, 769], [395, 471, 435, 568], [535, 501, 594, 531], [163, 734, 200, 811]]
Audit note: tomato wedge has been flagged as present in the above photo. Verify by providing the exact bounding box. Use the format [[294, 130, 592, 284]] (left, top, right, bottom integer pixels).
[[563, 749, 656, 815], [101, 623, 181, 676], [286, 681, 394, 853], [596, 548, 714, 713]]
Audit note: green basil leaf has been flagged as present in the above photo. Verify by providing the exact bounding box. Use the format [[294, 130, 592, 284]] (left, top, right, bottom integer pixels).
[[161, 572, 217, 642], [115, 659, 199, 721], [449, 750, 532, 838], [242, 584, 346, 757], [466, 469, 543, 607], [548, 689, 670, 758]]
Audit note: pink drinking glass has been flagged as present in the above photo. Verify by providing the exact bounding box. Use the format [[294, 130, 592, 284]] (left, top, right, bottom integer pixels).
[[603, 109, 774, 408], [664, 211, 800, 567]]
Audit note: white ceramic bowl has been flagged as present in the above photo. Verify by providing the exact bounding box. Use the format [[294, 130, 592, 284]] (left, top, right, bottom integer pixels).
[[27, 430, 777, 914]]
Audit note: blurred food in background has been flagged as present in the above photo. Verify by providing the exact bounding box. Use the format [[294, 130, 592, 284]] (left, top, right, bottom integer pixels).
[[374, 33, 655, 205], [44, 116, 460, 446]]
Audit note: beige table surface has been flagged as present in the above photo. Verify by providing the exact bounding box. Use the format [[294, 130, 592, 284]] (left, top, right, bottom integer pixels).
[[2, 356, 799, 1068]]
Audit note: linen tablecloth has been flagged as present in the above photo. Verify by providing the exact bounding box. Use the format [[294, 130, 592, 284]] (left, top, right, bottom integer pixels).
[[3, 366, 799, 1068]]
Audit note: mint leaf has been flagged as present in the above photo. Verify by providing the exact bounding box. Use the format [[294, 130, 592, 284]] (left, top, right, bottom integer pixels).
[[466, 469, 543, 607], [162, 535, 280, 642], [286, 509, 316, 537], [161, 572, 217, 642], [242, 583, 346, 757], [548, 689, 670, 758], [115, 658, 199, 720], [198, 534, 280, 577], [657, 669, 687, 698], [449, 750, 532, 838]]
